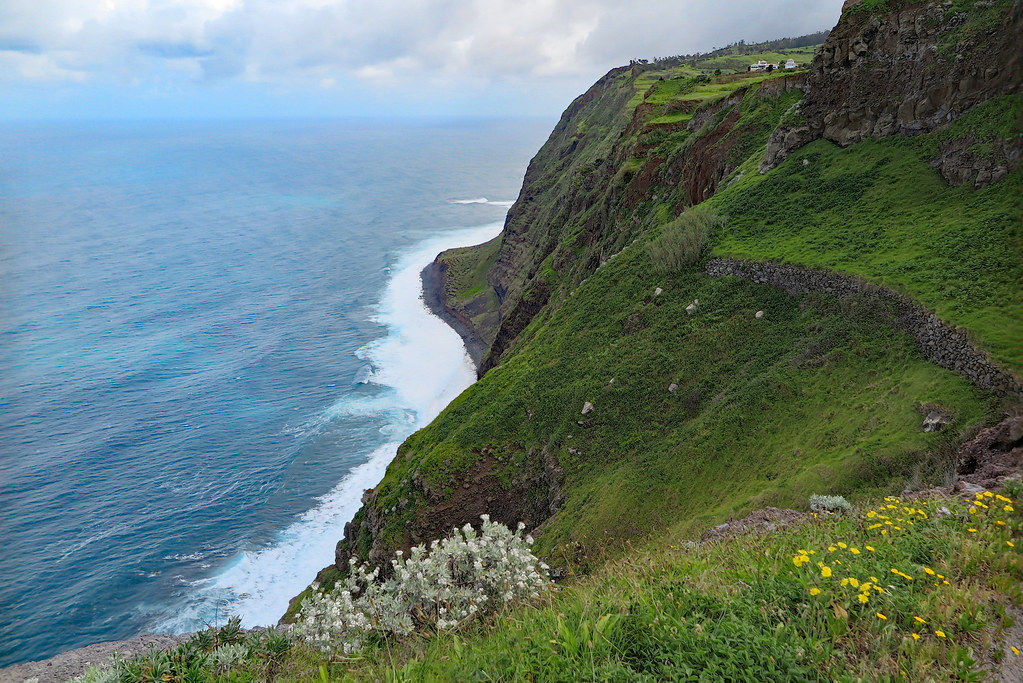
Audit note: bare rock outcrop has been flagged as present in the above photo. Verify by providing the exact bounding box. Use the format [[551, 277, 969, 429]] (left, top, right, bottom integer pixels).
[[762, 1, 1022, 186]]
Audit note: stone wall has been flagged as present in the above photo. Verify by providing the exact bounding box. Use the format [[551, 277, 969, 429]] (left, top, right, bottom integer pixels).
[[705, 258, 1022, 397]]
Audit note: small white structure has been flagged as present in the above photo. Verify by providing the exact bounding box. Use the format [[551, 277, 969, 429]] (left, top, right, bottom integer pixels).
[[750, 60, 770, 71], [784, 59, 797, 70]]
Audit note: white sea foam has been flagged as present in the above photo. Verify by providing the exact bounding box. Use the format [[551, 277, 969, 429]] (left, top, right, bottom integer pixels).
[[157, 222, 502, 632], [450, 197, 515, 208]]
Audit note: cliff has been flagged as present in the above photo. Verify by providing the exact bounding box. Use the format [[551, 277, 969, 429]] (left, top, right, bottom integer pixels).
[[287, 0, 1021, 628], [762, 0, 1022, 185]]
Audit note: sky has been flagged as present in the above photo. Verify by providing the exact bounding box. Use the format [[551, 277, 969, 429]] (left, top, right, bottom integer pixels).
[[0, 0, 845, 120]]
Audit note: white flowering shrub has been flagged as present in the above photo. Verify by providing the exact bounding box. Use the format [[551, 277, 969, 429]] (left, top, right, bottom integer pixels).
[[810, 494, 853, 515], [295, 515, 550, 653]]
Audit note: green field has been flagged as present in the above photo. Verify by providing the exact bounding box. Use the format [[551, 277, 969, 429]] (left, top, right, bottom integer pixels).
[[709, 96, 1023, 374]]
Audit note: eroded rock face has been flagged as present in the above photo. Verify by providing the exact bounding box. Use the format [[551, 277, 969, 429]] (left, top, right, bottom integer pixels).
[[762, 1, 1022, 186]]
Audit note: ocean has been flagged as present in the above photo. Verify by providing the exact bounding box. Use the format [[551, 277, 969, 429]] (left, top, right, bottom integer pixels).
[[0, 118, 550, 666]]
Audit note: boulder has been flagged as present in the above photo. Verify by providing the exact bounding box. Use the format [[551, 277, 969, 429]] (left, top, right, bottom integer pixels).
[[654, 287, 663, 296], [581, 401, 594, 415], [668, 383, 679, 393], [755, 310, 764, 319], [922, 410, 950, 432]]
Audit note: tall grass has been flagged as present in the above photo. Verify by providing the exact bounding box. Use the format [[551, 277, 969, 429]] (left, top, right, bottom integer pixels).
[[647, 206, 726, 272]]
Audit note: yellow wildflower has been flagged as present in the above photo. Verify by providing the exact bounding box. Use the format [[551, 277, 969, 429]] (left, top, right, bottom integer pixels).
[[911, 633, 921, 640], [935, 630, 946, 638], [850, 547, 860, 555], [1008, 541, 1016, 548], [858, 594, 869, 604], [924, 567, 935, 575], [877, 612, 887, 620], [809, 587, 821, 596], [828, 546, 837, 552], [871, 576, 879, 582], [969, 507, 977, 514], [1013, 646, 1020, 655], [866, 545, 876, 552], [996, 520, 1006, 526], [849, 578, 860, 588], [967, 528, 977, 533], [995, 494, 1009, 502], [841, 578, 849, 586], [866, 510, 877, 518], [821, 566, 832, 578], [838, 542, 847, 549], [1005, 505, 1014, 513]]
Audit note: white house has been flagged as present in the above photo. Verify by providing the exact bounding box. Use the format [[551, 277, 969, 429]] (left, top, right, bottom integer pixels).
[[784, 59, 797, 69], [750, 60, 770, 71]]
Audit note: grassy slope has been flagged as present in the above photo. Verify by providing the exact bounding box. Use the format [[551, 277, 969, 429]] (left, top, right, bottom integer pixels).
[[355, 488, 1022, 681], [368, 225, 991, 565], [708, 96, 1023, 374]]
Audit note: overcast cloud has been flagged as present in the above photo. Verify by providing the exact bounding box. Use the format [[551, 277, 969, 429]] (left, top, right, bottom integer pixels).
[[0, 0, 844, 119]]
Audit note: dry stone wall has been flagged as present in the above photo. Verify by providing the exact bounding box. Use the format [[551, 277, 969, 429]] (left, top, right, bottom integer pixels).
[[705, 258, 1022, 397]]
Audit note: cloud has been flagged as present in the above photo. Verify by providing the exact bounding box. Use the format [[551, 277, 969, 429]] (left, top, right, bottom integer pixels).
[[1, 0, 843, 86]]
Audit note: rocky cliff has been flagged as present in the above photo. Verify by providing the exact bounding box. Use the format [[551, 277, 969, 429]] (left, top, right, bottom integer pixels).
[[762, 0, 1022, 186]]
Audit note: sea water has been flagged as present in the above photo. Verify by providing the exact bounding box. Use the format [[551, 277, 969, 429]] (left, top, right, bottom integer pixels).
[[0, 119, 550, 665]]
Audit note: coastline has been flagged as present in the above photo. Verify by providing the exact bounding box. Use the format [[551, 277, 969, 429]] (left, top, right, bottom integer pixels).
[[0, 227, 501, 682], [420, 258, 488, 369]]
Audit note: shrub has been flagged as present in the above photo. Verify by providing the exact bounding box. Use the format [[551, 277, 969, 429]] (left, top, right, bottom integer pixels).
[[295, 516, 550, 654], [810, 493, 853, 514], [647, 206, 725, 273]]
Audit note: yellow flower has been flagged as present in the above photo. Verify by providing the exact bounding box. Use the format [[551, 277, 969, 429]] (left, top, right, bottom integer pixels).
[[850, 547, 861, 555], [821, 566, 832, 578], [867, 510, 877, 518], [828, 546, 837, 552], [943, 580, 951, 585], [911, 633, 921, 640], [866, 545, 876, 552], [995, 494, 1009, 502], [996, 520, 1006, 526], [870, 576, 880, 582], [858, 594, 869, 604], [838, 542, 847, 549], [913, 616, 925, 624], [1008, 541, 1016, 548], [924, 567, 935, 575], [876, 612, 887, 620], [935, 630, 946, 638], [841, 578, 849, 586], [809, 587, 821, 596], [969, 508, 977, 514], [867, 524, 882, 530], [1005, 505, 1015, 513], [1013, 646, 1020, 655], [849, 578, 860, 588], [967, 528, 977, 533], [860, 582, 872, 592]]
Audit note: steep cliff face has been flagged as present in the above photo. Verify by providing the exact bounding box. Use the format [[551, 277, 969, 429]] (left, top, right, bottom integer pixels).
[[762, 0, 1022, 185], [436, 65, 806, 376]]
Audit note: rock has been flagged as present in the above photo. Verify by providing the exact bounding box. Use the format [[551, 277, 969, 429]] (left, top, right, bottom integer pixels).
[[668, 383, 679, 393], [922, 410, 950, 432], [694, 299, 699, 305], [802, 158, 810, 167], [581, 401, 594, 415], [608, 378, 615, 385], [955, 480, 986, 495], [654, 287, 663, 296], [755, 310, 764, 319], [686, 302, 698, 315]]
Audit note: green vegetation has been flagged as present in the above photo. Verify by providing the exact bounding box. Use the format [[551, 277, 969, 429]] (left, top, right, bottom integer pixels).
[[647, 206, 723, 272], [362, 220, 991, 564], [708, 98, 1023, 373], [85, 489, 1023, 680]]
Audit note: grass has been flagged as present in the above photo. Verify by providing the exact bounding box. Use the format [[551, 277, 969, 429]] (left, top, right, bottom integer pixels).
[[708, 98, 1023, 374], [100, 488, 1023, 680], [360, 218, 992, 567]]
